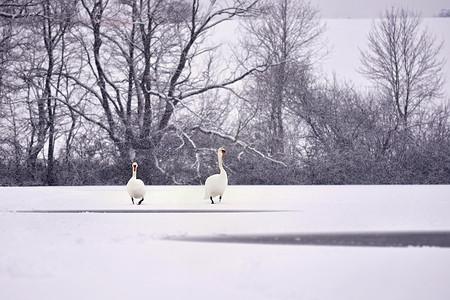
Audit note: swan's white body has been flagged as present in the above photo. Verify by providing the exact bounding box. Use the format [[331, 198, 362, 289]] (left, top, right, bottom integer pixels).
[[127, 162, 146, 205], [204, 147, 228, 204]]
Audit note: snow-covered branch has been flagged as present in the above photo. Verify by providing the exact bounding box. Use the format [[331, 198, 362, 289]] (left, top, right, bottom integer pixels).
[[192, 126, 287, 167]]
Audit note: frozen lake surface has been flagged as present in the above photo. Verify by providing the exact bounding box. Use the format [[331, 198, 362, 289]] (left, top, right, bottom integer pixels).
[[1, 185, 450, 299]]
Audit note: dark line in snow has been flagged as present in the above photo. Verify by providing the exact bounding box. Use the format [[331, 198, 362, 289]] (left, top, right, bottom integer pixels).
[[16, 209, 290, 214], [169, 231, 450, 248]]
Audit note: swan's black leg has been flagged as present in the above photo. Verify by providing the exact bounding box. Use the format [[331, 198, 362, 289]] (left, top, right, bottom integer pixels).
[[210, 197, 214, 204], [138, 198, 144, 205], [131, 197, 134, 204], [219, 195, 222, 203]]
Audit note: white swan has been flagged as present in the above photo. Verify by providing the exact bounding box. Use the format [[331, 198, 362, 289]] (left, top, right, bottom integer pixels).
[[126, 162, 146, 205], [204, 147, 228, 204]]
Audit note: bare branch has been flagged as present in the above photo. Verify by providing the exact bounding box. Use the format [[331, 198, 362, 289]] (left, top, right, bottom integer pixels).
[[193, 125, 287, 166]]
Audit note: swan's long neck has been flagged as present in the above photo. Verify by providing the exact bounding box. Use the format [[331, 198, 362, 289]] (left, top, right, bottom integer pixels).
[[132, 167, 137, 178], [218, 152, 225, 174]]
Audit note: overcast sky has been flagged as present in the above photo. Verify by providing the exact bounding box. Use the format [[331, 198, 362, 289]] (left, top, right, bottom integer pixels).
[[313, 0, 449, 18]]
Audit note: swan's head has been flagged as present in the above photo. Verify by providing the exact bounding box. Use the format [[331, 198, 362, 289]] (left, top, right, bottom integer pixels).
[[218, 147, 226, 157], [132, 162, 138, 171]]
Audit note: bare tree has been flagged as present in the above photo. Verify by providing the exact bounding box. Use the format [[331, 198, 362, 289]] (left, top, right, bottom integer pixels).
[[65, 0, 260, 183], [0, 1, 48, 181], [39, 0, 78, 184], [360, 6, 444, 129], [0, 0, 79, 184], [241, 0, 325, 157]]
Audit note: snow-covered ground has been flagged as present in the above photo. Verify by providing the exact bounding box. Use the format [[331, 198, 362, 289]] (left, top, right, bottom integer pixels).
[[1, 185, 450, 299]]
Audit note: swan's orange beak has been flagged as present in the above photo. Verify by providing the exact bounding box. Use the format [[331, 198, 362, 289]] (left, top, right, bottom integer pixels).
[[222, 151, 226, 156], [133, 166, 137, 171]]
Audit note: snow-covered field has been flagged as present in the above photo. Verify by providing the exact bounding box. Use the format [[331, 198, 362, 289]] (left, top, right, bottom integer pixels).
[[1, 185, 450, 299]]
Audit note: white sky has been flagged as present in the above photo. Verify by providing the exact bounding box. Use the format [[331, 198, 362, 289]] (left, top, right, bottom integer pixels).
[[320, 18, 450, 96], [313, 0, 449, 18]]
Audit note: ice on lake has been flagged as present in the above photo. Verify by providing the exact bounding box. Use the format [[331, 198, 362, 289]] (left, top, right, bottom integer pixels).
[[1, 185, 450, 299]]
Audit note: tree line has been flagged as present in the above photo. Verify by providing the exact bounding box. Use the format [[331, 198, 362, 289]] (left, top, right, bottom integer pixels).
[[0, 0, 448, 186]]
